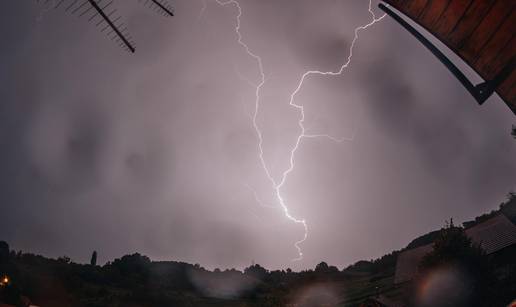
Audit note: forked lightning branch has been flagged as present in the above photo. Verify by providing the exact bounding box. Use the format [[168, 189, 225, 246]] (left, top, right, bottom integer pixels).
[[211, 0, 386, 261]]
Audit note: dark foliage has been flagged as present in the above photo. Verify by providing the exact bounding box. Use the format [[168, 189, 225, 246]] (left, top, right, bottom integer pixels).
[[0, 193, 515, 306], [90, 251, 97, 266], [417, 221, 493, 307], [420, 222, 485, 270], [244, 264, 268, 281], [0, 242, 8, 263]]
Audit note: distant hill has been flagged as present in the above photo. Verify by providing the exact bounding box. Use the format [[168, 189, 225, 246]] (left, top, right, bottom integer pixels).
[[406, 193, 516, 250], [1, 193, 515, 307]]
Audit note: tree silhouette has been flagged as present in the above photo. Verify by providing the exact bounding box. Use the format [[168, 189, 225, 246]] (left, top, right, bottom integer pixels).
[[244, 264, 268, 280], [0, 241, 10, 277], [0, 241, 9, 264], [420, 221, 484, 269], [315, 261, 329, 272], [58, 256, 71, 264], [418, 221, 492, 306], [315, 261, 339, 275], [512, 125, 516, 139], [90, 251, 97, 266]]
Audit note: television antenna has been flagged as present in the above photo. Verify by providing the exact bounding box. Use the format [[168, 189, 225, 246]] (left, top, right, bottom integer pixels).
[[34, 0, 174, 53]]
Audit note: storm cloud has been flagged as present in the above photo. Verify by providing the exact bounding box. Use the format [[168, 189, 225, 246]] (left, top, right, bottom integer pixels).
[[0, 0, 515, 271]]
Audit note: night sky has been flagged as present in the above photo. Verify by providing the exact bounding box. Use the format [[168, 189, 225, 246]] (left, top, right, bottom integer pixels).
[[1, 0, 515, 271]]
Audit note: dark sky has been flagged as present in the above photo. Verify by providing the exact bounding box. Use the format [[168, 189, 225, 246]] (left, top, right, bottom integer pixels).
[[1, 0, 515, 271]]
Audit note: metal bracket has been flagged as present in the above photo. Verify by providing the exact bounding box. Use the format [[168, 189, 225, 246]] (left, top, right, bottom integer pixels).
[[474, 58, 515, 103]]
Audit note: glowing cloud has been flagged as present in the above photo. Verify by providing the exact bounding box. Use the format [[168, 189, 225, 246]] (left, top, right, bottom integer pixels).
[[213, 0, 385, 261]]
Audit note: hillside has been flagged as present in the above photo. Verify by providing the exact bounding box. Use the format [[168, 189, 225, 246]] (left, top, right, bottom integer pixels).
[[1, 194, 515, 307]]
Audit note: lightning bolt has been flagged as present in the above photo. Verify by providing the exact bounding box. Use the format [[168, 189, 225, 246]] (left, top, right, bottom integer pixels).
[[213, 0, 385, 261], [198, 0, 208, 20]]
